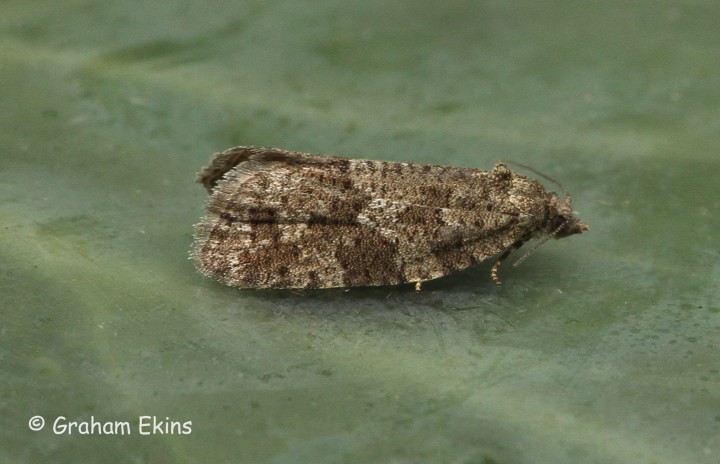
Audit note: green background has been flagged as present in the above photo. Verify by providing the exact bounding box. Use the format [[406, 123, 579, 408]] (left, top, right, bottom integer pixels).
[[2, 1, 718, 463]]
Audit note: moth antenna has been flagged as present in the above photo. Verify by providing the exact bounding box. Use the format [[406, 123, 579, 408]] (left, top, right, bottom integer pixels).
[[502, 159, 571, 201], [512, 220, 567, 268]]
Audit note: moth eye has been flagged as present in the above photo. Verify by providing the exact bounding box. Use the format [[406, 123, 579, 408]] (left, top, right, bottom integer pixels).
[[551, 215, 567, 231]]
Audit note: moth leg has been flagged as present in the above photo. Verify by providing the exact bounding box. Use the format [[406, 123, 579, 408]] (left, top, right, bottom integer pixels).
[[491, 240, 525, 285], [415, 281, 423, 293]]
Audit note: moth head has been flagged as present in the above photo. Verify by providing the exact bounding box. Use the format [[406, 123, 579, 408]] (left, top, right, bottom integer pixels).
[[511, 193, 587, 270], [499, 160, 588, 239], [546, 193, 589, 239], [506, 165, 588, 270]]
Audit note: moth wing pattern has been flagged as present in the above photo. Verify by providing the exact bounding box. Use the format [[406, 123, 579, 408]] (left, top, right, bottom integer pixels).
[[193, 147, 546, 288], [199, 147, 372, 226]]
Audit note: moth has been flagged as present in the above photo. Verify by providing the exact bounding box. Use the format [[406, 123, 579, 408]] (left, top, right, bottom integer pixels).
[[191, 146, 588, 291]]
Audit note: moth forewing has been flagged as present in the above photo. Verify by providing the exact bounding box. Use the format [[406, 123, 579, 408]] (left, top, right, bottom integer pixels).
[[192, 146, 587, 289]]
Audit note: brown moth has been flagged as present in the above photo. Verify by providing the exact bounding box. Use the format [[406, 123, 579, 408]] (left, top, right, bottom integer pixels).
[[191, 146, 588, 290]]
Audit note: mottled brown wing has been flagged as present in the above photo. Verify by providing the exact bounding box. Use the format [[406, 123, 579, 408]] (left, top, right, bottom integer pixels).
[[192, 147, 528, 288], [200, 147, 369, 225]]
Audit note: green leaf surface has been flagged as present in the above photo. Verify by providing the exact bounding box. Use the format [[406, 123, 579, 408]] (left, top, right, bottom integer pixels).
[[2, 1, 718, 463]]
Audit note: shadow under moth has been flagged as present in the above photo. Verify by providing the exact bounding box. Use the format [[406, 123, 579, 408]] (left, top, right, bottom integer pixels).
[[191, 146, 588, 291]]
